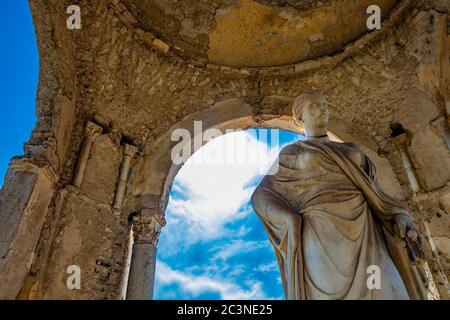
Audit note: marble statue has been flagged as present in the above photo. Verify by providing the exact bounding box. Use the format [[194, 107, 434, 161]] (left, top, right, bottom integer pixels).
[[251, 91, 427, 300]]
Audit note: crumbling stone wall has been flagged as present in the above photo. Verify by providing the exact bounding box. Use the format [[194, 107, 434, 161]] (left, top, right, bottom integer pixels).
[[0, 0, 449, 299]]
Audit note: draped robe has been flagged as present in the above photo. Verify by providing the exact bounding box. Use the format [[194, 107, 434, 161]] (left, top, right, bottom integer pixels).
[[251, 139, 427, 300]]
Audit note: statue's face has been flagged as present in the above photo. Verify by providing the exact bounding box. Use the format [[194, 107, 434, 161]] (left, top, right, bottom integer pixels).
[[302, 95, 329, 129]]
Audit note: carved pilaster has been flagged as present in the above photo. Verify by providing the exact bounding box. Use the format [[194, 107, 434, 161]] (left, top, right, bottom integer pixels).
[[73, 121, 103, 187], [431, 116, 450, 150], [113, 144, 138, 212], [392, 133, 421, 194]]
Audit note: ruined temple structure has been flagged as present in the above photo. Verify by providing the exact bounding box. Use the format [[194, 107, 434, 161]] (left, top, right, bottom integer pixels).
[[0, 0, 449, 300]]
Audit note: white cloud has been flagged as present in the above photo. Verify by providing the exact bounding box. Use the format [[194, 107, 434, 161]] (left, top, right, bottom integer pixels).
[[155, 260, 275, 300], [155, 130, 298, 300], [210, 239, 271, 262], [257, 261, 279, 273], [164, 130, 282, 243]]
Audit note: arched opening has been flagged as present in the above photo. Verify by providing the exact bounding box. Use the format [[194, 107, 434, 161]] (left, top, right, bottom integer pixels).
[[125, 97, 409, 299], [154, 128, 303, 299], [133, 97, 405, 216]]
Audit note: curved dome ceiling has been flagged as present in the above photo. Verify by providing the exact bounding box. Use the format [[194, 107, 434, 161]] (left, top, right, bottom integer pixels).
[[122, 0, 398, 68]]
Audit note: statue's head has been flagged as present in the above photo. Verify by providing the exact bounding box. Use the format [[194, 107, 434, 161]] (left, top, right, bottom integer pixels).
[[292, 91, 329, 137]]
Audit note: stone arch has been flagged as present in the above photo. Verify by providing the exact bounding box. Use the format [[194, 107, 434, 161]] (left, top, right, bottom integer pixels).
[[120, 95, 408, 299], [124, 96, 406, 220]]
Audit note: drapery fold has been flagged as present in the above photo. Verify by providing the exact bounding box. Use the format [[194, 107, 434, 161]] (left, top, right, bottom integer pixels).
[[251, 140, 427, 300]]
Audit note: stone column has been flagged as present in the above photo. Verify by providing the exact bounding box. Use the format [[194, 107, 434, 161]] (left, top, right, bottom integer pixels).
[[0, 159, 58, 299], [126, 210, 165, 300], [113, 144, 138, 213], [431, 116, 450, 150], [423, 221, 450, 294], [73, 121, 103, 187], [392, 133, 421, 194]]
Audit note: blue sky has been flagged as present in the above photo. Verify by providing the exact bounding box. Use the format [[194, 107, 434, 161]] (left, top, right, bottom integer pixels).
[[0, 2, 38, 187], [154, 129, 303, 300]]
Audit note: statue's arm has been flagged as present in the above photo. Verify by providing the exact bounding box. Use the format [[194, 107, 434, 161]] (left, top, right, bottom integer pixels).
[[358, 146, 424, 261], [251, 181, 298, 225], [251, 144, 300, 225]]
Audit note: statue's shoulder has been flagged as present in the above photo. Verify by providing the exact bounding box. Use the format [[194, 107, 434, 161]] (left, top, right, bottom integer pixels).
[[279, 140, 306, 155], [336, 142, 369, 166], [336, 141, 364, 153]]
